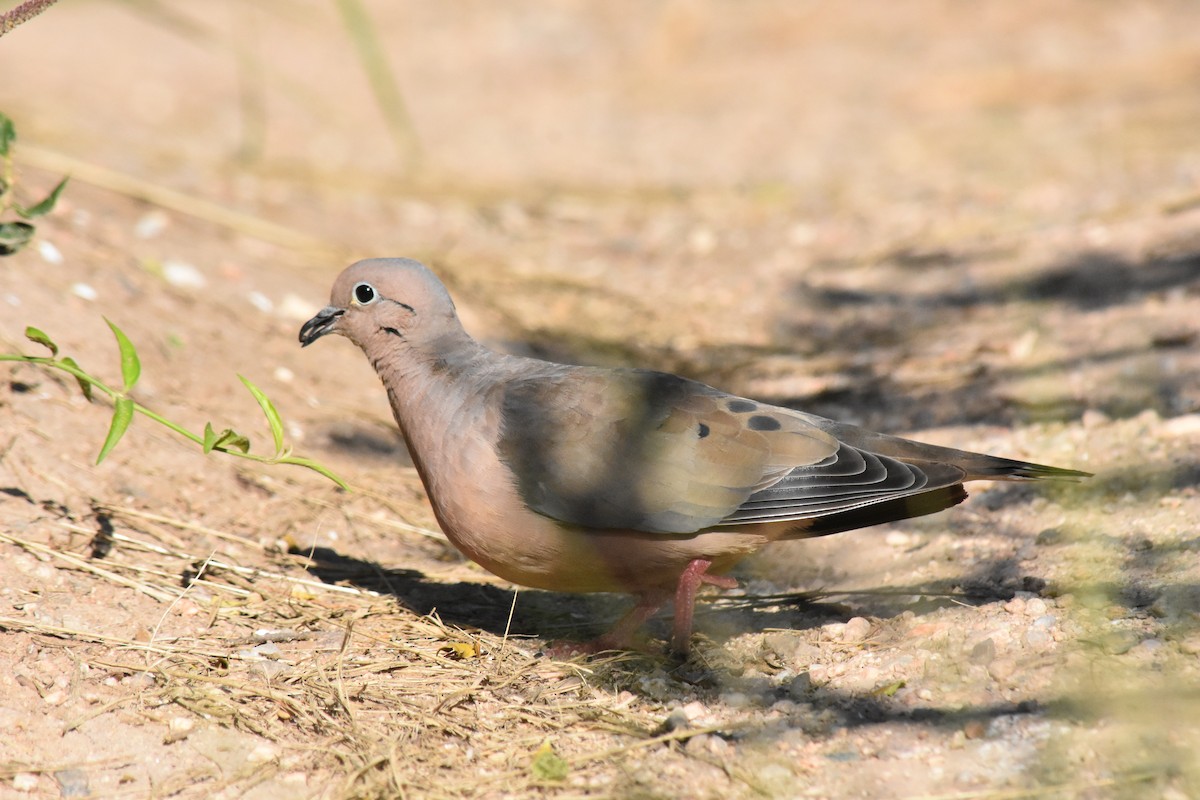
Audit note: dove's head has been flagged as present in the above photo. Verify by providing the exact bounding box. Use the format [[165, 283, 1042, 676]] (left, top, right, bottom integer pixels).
[[299, 258, 463, 351]]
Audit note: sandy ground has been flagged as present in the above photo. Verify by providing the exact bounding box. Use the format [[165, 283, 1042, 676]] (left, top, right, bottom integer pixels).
[[1, 2, 1200, 798]]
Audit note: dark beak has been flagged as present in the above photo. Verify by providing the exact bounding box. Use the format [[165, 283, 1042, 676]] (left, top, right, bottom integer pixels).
[[299, 306, 344, 347]]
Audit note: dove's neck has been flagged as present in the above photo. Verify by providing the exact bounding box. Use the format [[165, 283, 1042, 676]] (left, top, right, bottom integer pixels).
[[365, 327, 515, 530], [365, 326, 502, 433]]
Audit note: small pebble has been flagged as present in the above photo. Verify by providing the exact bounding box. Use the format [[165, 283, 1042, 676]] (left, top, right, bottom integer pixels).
[[963, 720, 987, 739], [71, 283, 97, 301], [134, 210, 169, 238], [163, 260, 207, 290], [720, 691, 750, 709], [37, 240, 63, 264], [279, 293, 319, 322], [842, 617, 872, 643], [688, 227, 717, 255], [786, 672, 813, 700], [968, 638, 996, 665], [53, 769, 89, 798], [164, 716, 195, 744], [248, 291, 274, 313], [1163, 414, 1200, 437], [169, 716, 194, 733], [12, 773, 38, 792], [988, 658, 1017, 682], [1023, 628, 1052, 648], [253, 642, 281, 658], [1025, 598, 1048, 616], [246, 743, 279, 764]]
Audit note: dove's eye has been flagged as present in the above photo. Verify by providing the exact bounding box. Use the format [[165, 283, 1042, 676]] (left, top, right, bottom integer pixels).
[[352, 282, 377, 305]]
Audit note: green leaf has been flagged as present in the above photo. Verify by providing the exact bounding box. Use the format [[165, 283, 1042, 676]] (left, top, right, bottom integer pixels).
[[530, 741, 569, 782], [0, 113, 14, 157], [239, 375, 284, 456], [16, 176, 69, 219], [24, 326, 58, 356], [872, 679, 906, 697], [104, 318, 141, 392], [60, 357, 93, 402], [0, 221, 34, 256], [202, 422, 219, 454], [283, 456, 350, 490], [97, 397, 134, 464], [203, 423, 250, 455]]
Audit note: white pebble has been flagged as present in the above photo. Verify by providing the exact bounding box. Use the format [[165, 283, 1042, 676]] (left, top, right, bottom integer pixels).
[[1024, 628, 1052, 648], [12, 773, 38, 792], [1164, 414, 1200, 437], [253, 642, 281, 657], [37, 240, 63, 264], [163, 260, 207, 290], [168, 716, 195, 734], [278, 293, 318, 322], [71, 283, 97, 301], [688, 227, 717, 255], [134, 210, 169, 239], [246, 743, 279, 763], [4, 293, 20, 307], [842, 616, 872, 643], [273, 367, 294, 383], [680, 700, 708, 722], [248, 291, 274, 313]]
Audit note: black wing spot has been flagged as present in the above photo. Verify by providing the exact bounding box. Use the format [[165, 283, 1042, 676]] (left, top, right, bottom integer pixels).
[[748, 414, 782, 431], [697, 423, 710, 438], [727, 399, 757, 413]]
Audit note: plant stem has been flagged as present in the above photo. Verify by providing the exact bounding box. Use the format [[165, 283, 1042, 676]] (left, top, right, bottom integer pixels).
[[0, 0, 60, 38], [0, 352, 348, 488]]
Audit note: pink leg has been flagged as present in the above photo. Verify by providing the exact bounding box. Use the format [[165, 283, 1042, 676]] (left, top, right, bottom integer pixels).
[[547, 589, 669, 657], [671, 558, 738, 654]]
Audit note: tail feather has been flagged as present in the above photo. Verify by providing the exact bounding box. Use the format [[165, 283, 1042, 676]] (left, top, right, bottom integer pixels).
[[785, 484, 969, 539], [963, 456, 1091, 482], [793, 411, 1092, 483]]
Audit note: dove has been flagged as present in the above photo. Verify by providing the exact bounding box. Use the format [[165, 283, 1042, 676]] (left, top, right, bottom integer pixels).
[[300, 258, 1090, 654]]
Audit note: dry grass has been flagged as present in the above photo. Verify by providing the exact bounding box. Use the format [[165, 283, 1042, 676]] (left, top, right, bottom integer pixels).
[[0, 498, 759, 799]]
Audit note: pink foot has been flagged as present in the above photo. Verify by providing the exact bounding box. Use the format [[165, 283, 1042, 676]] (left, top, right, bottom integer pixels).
[[671, 558, 738, 654], [545, 590, 669, 657]]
